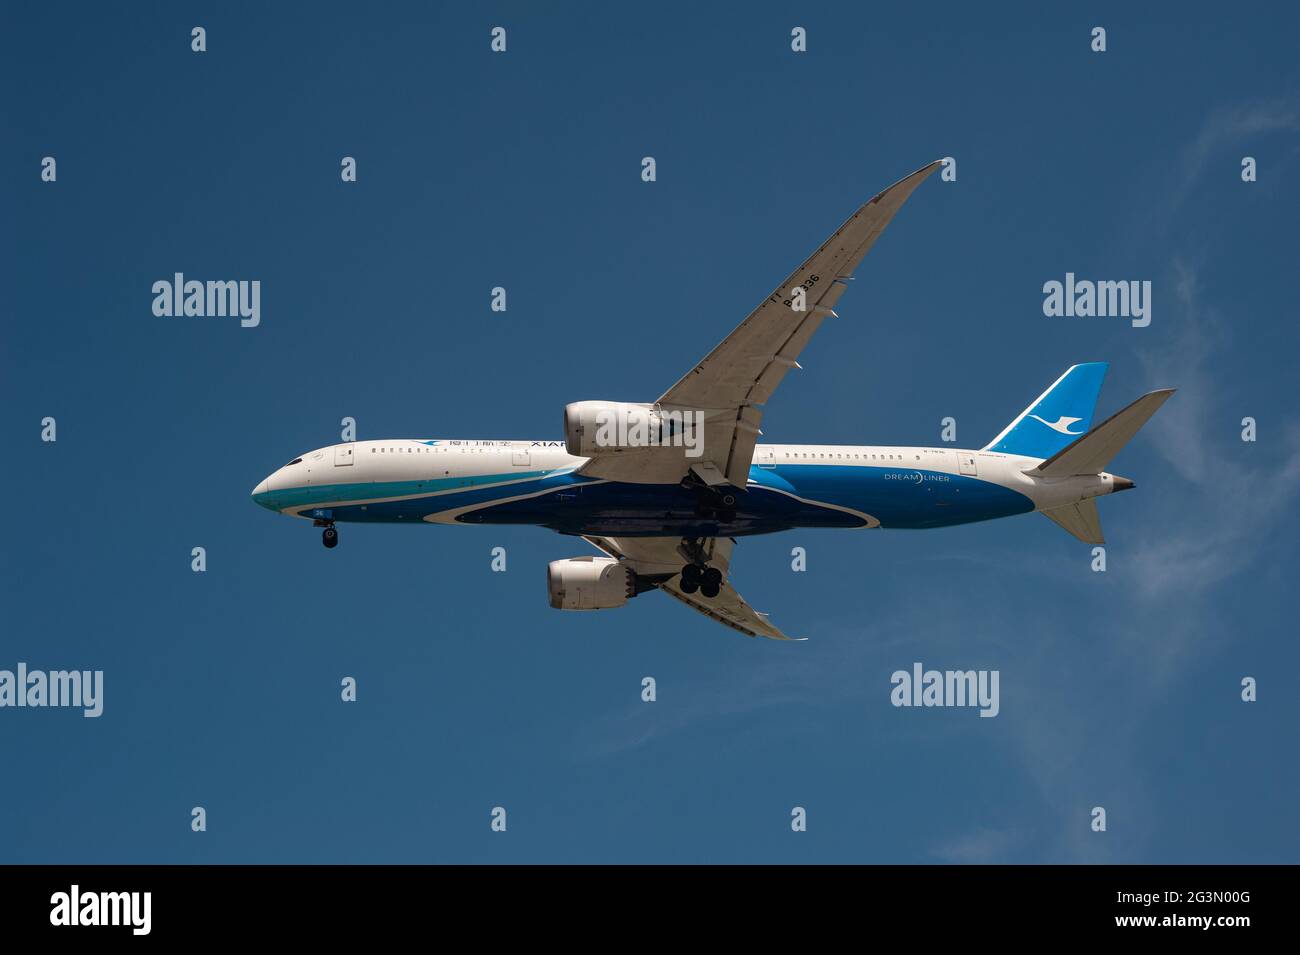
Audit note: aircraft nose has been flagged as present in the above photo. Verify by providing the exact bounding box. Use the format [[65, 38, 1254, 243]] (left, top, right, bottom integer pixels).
[[251, 475, 277, 510]]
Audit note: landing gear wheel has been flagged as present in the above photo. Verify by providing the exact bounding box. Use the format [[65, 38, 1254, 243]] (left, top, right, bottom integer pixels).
[[322, 526, 338, 549], [699, 566, 723, 599], [680, 563, 721, 598]]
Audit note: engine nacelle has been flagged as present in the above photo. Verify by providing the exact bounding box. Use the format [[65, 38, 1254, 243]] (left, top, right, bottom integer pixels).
[[547, 556, 634, 610], [563, 401, 659, 457]]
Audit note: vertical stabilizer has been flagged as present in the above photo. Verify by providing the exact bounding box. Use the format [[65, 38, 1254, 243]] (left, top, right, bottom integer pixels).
[[984, 363, 1109, 459]]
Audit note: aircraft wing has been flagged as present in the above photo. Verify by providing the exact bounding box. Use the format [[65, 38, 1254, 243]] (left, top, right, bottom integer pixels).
[[579, 160, 940, 488], [583, 535, 802, 641]]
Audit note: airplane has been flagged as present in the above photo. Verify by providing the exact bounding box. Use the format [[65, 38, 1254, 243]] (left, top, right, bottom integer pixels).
[[251, 160, 1174, 641]]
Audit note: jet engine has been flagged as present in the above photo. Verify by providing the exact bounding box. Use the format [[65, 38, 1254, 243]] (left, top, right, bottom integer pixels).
[[563, 400, 660, 457], [547, 556, 635, 610]]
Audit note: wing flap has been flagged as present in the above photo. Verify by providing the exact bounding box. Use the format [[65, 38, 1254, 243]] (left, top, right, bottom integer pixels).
[[723, 405, 765, 486], [583, 536, 800, 641], [659, 581, 799, 640]]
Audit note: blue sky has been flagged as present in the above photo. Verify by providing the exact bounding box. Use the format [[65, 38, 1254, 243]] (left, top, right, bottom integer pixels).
[[2, 1, 1298, 863]]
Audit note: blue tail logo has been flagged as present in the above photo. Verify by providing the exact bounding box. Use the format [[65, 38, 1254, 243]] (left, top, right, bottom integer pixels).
[[983, 363, 1108, 459], [1026, 414, 1085, 435]]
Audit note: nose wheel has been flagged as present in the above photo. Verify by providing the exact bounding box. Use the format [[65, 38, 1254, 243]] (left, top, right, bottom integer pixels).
[[679, 563, 722, 599], [319, 523, 339, 549]]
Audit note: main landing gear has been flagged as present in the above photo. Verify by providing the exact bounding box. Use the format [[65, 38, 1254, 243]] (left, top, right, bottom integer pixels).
[[678, 537, 724, 599], [315, 519, 338, 549], [679, 563, 722, 599]]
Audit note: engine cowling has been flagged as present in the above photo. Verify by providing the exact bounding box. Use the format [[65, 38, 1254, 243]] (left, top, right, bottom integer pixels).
[[563, 401, 658, 457], [547, 556, 633, 610]]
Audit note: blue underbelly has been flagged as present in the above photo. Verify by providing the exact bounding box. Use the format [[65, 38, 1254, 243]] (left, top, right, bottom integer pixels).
[[755, 464, 1034, 529], [287, 464, 1033, 536]]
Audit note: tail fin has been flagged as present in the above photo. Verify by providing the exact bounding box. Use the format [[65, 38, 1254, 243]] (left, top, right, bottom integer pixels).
[[1030, 389, 1176, 477], [983, 363, 1109, 459]]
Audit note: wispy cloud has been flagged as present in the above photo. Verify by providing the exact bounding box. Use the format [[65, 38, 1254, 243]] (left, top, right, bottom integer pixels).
[[1124, 97, 1300, 599], [1130, 256, 1300, 598], [1170, 101, 1300, 213], [930, 826, 1019, 863], [576, 98, 1300, 863]]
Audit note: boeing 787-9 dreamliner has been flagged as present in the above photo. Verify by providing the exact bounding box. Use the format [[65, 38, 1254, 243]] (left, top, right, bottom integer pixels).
[[252, 161, 1174, 640]]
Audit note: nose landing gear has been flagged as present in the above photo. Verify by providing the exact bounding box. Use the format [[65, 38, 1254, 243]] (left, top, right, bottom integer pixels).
[[315, 519, 338, 549]]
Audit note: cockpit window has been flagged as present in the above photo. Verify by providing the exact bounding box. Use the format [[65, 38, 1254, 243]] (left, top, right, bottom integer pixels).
[[285, 457, 303, 466]]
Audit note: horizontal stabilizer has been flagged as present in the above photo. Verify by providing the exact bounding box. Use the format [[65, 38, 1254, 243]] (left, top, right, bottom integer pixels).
[[1030, 389, 1175, 478], [1041, 499, 1104, 545]]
